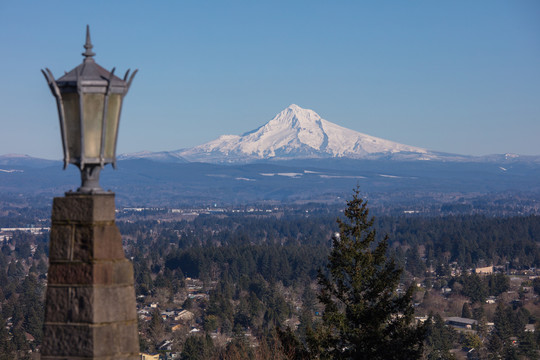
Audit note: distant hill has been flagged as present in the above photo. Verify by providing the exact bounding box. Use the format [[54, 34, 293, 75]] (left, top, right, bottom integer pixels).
[[0, 154, 59, 168], [1, 157, 539, 210]]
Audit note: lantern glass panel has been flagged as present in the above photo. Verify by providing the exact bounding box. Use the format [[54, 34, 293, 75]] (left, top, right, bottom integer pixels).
[[104, 94, 122, 159], [82, 93, 105, 159], [62, 92, 81, 161]]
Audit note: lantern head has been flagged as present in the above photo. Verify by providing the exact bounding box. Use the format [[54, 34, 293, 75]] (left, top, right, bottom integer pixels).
[[42, 25, 137, 193]]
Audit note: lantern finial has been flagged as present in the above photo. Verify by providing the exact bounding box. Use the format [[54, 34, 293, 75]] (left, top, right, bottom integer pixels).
[[82, 25, 95, 60]]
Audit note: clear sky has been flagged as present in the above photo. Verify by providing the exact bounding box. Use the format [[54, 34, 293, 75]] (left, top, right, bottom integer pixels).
[[1, 1, 539, 159]]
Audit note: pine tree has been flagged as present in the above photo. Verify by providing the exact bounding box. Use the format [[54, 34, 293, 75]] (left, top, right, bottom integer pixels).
[[424, 314, 456, 360], [461, 302, 472, 319], [148, 308, 165, 351], [308, 189, 425, 359]]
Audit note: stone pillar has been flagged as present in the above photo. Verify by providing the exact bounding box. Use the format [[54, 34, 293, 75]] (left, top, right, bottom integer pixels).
[[41, 193, 139, 359]]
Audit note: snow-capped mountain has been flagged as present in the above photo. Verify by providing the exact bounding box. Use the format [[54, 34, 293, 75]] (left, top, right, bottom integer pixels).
[[175, 104, 441, 163]]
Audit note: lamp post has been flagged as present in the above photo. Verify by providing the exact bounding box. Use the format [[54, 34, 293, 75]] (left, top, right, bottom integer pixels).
[[41, 27, 140, 360], [42, 25, 137, 193]]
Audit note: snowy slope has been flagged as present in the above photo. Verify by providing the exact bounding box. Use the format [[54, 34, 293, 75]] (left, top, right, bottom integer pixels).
[[176, 104, 434, 163]]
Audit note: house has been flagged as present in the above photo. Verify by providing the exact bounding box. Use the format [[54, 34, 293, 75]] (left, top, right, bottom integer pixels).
[[171, 323, 183, 332], [161, 310, 175, 317], [475, 266, 493, 275], [140, 353, 159, 360], [175, 310, 194, 322], [445, 317, 478, 329], [159, 340, 174, 351]]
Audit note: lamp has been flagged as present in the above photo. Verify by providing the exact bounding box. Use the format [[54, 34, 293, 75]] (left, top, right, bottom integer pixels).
[[42, 25, 137, 193]]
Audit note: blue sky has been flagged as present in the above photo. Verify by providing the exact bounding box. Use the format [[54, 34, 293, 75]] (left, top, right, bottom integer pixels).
[[1, 1, 539, 159]]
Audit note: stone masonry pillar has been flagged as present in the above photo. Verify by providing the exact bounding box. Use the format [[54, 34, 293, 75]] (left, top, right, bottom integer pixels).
[[41, 194, 139, 359]]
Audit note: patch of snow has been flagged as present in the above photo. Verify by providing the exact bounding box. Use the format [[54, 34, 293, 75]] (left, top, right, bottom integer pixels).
[[319, 175, 366, 179], [277, 173, 303, 178], [235, 177, 255, 181], [379, 174, 402, 179], [0, 169, 23, 173]]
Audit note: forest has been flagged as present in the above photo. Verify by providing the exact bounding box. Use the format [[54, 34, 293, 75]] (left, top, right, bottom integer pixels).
[[1, 207, 540, 358]]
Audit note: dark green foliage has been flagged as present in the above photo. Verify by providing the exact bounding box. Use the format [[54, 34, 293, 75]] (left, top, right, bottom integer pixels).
[[308, 189, 425, 359], [377, 215, 540, 270], [0, 315, 15, 360], [7, 260, 25, 279], [12, 326, 29, 353], [518, 331, 539, 360], [15, 241, 32, 259], [181, 335, 215, 360], [487, 273, 509, 296], [216, 337, 254, 359], [461, 302, 472, 319], [532, 277, 540, 295], [275, 327, 311, 360], [487, 302, 532, 358], [183, 296, 194, 310], [424, 314, 457, 360], [406, 245, 426, 277], [148, 308, 165, 351], [457, 273, 488, 303]]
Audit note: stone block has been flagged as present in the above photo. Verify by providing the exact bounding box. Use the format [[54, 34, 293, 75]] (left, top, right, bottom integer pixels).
[[52, 194, 116, 223], [44, 286, 93, 323], [72, 224, 125, 261], [49, 225, 73, 261], [45, 285, 137, 324], [48, 263, 93, 285], [91, 260, 135, 286], [92, 225, 125, 260], [41, 355, 139, 360], [93, 321, 139, 357], [47, 260, 134, 286], [110, 260, 135, 285], [41, 323, 93, 357], [42, 321, 139, 358], [93, 285, 137, 323]]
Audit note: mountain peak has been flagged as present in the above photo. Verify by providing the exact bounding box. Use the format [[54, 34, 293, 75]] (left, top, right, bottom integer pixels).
[[266, 104, 322, 130], [281, 104, 319, 118], [176, 105, 430, 163]]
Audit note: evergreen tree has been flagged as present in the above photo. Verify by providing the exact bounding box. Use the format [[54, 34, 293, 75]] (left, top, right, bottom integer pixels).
[[461, 302, 472, 319], [308, 189, 425, 359], [487, 273, 509, 296], [459, 273, 488, 304], [181, 335, 214, 360], [424, 314, 456, 360], [489, 302, 519, 359], [148, 308, 165, 351]]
